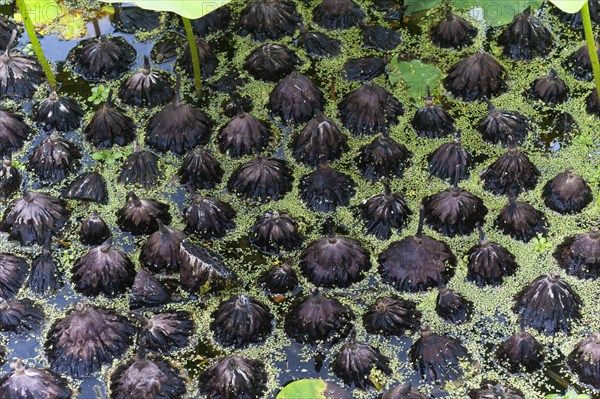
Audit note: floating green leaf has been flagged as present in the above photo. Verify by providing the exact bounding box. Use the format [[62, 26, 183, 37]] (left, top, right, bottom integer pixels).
[[276, 379, 328, 399], [388, 58, 442, 102], [548, 0, 587, 13], [101, 0, 230, 19]]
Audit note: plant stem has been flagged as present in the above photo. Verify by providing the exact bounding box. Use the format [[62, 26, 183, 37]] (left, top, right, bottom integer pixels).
[[181, 16, 202, 97], [16, 0, 57, 91], [582, 1, 600, 97]]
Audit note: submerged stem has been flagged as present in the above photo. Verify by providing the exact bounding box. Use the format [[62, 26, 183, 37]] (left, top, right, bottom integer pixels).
[[582, 2, 600, 98], [181, 16, 202, 97], [16, 0, 57, 91]]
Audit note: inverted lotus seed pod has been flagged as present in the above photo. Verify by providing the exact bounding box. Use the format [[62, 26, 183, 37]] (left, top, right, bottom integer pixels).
[[116, 191, 171, 236], [28, 133, 81, 183], [499, 7, 553, 61], [191, 6, 231, 35], [443, 50, 506, 101], [210, 295, 273, 348], [360, 180, 411, 240], [71, 238, 136, 297], [140, 311, 194, 353], [495, 325, 544, 373], [0, 110, 31, 156], [343, 56, 387, 82], [469, 382, 525, 399], [129, 269, 171, 309], [0, 158, 21, 201], [477, 99, 530, 146], [238, 0, 300, 40], [285, 289, 353, 344], [542, 168, 592, 214], [467, 224, 518, 287], [298, 26, 341, 58], [496, 195, 547, 243], [218, 111, 271, 158], [1, 192, 69, 246], [555, 227, 600, 279], [291, 113, 348, 166], [245, 44, 300, 81], [178, 146, 222, 190], [69, 35, 135, 81], [363, 296, 421, 336], [435, 286, 473, 323], [79, 211, 111, 246], [356, 133, 411, 181], [0, 31, 44, 99], [427, 131, 472, 184], [258, 260, 299, 294], [380, 383, 430, 399], [177, 35, 218, 78], [567, 332, 600, 389], [268, 72, 325, 124], [179, 240, 237, 292], [0, 253, 28, 299], [199, 356, 267, 399], [250, 210, 304, 253], [586, 87, 600, 116], [34, 92, 84, 132], [339, 83, 404, 135], [362, 25, 401, 51], [482, 146, 539, 196], [530, 70, 568, 105], [114, 5, 161, 33], [331, 340, 391, 389], [119, 56, 175, 108], [566, 42, 600, 81], [184, 194, 236, 239], [379, 207, 456, 292], [46, 303, 135, 378], [0, 360, 72, 399], [119, 146, 162, 188], [0, 297, 43, 333], [29, 248, 62, 294], [431, 10, 477, 49], [410, 325, 470, 382], [412, 87, 455, 138], [228, 157, 293, 202], [139, 222, 186, 273], [63, 172, 108, 204], [513, 273, 582, 334], [84, 91, 135, 149], [313, 0, 365, 29], [299, 162, 356, 212]]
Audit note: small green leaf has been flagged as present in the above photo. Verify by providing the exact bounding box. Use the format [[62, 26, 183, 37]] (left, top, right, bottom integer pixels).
[[276, 379, 328, 399], [101, 0, 231, 19], [549, 0, 587, 13], [388, 58, 442, 102], [91, 152, 105, 160]]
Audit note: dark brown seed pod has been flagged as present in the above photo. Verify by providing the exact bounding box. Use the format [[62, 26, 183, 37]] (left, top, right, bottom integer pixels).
[[378, 208, 456, 292], [468, 382, 525, 399], [63, 171, 108, 204], [423, 185, 487, 237], [178, 146, 223, 190], [299, 163, 356, 213], [0, 109, 31, 156], [238, 0, 300, 40], [331, 340, 391, 389], [245, 44, 300, 81], [482, 146, 540, 196], [0, 253, 27, 299], [28, 133, 81, 183], [139, 222, 186, 273], [29, 248, 62, 294], [0, 360, 72, 399], [268, 71, 325, 124], [34, 92, 84, 132], [116, 191, 171, 236], [45, 303, 135, 378], [513, 273, 582, 334], [250, 210, 304, 253], [363, 296, 421, 336], [119, 146, 162, 188], [69, 35, 136, 81], [298, 27, 341, 58], [0, 297, 43, 333], [356, 133, 411, 181], [210, 295, 273, 348], [199, 356, 267, 399], [0, 16, 16, 50], [140, 311, 194, 353], [300, 229, 371, 288], [109, 350, 186, 399], [84, 91, 135, 149], [313, 0, 365, 29], [129, 269, 171, 309], [477, 99, 530, 146], [555, 227, 600, 279], [1, 192, 69, 246], [431, 11, 477, 49], [498, 7, 553, 61], [412, 88, 455, 138], [0, 31, 44, 99], [362, 25, 401, 51], [409, 325, 470, 382], [218, 111, 271, 158], [339, 83, 404, 135], [184, 194, 236, 239], [427, 132, 472, 184], [177, 35, 218, 78], [360, 180, 411, 240], [435, 287, 473, 323], [380, 383, 429, 399], [496, 196, 547, 243], [443, 50, 506, 101], [567, 332, 600, 389], [191, 6, 231, 35], [586, 87, 600, 116], [495, 325, 544, 373], [71, 238, 136, 297], [118, 56, 175, 108], [179, 240, 236, 292], [228, 157, 293, 202], [80, 211, 111, 246], [0, 158, 21, 201], [258, 260, 299, 294], [530, 70, 568, 105], [542, 167, 592, 214], [565, 42, 600, 81], [285, 289, 353, 344], [291, 114, 348, 166], [343, 57, 387, 82], [114, 5, 161, 33], [466, 225, 518, 287]]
